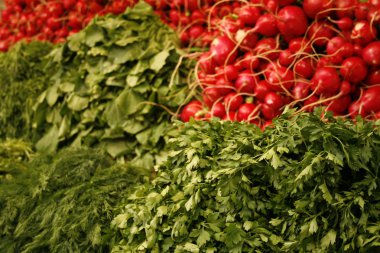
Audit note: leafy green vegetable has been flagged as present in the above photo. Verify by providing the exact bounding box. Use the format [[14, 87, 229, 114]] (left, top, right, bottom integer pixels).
[[112, 111, 380, 252], [0, 41, 54, 140], [34, 1, 192, 167], [0, 147, 149, 253], [0, 139, 32, 181]]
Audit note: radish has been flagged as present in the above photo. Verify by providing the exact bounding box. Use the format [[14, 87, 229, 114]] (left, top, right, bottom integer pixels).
[[198, 52, 216, 74], [334, 0, 357, 19], [235, 70, 259, 94], [289, 37, 312, 53], [261, 103, 281, 120], [264, 92, 283, 110], [278, 49, 295, 67], [210, 102, 226, 118], [303, 95, 319, 112], [210, 35, 238, 66], [362, 41, 380, 66], [180, 100, 203, 122], [255, 80, 272, 101], [277, 6, 308, 38], [361, 86, 380, 113], [324, 95, 351, 115], [237, 103, 259, 122], [294, 58, 315, 79], [292, 80, 310, 100], [224, 92, 244, 111], [340, 57, 368, 83], [307, 21, 336, 47], [351, 21, 377, 46], [240, 52, 260, 71], [253, 13, 278, 37], [355, 2, 371, 21], [264, 63, 294, 92], [365, 69, 380, 85], [311, 67, 341, 95], [254, 38, 280, 61], [302, 0, 333, 19], [340, 81, 352, 95], [222, 111, 237, 121], [336, 17, 354, 31], [237, 5, 261, 26]]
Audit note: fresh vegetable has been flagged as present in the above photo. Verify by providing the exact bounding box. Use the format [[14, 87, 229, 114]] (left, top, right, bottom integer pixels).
[[0, 147, 148, 253], [33, 2, 191, 166], [112, 110, 380, 252], [180, 0, 380, 124]]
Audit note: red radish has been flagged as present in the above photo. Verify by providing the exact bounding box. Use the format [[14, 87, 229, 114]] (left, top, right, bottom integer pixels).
[[340, 81, 352, 95], [325, 95, 351, 115], [180, 100, 203, 122], [278, 49, 295, 67], [220, 65, 239, 82], [370, 0, 380, 7], [254, 38, 279, 61], [264, 63, 295, 92], [355, 2, 371, 20], [235, 70, 259, 94], [311, 67, 341, 95], [240, 52, 260, 71], [289, 37, 312, 53], [237, 103, 259, 122], [215, 77, 235, 95], [307, 21, 335, 47], [361, 86, 380, 113], [277, 6, 308, 38], [222, 111, 237, 121], [336, 17, 354, 30], [362, 41, 380, 66], [189, 25, 205, 41], [237, 5, 261, 26], [279, 0, 296, 6], [326, 36, 346, 56], [367, 7, 380, 25], [302, 0, 333, 19], [294, 58, 315, 79], [303, 95, 319, 112], [202, 87, 224, 108], [292, 80, 310, 100], [253, 13, 278, 37], [235, 29, 258, 50], [261, 103, 281, 120], [210, 102, 226, 118], [255, 80, 272, 101], [224, 92, 244, 111], [198, 52, 216, 74], [349, 101, 367, 118], [334, 0, 357, 19], [340, 57, 368, 83], [210, 35, 238, 66], [264, 92, 283, 110], [351, 21, 377, 46], [365, 69, 380, 85]]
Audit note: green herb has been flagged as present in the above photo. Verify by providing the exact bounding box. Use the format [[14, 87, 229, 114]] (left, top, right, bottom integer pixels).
[[0, 147, 149, 253], [34, 1, 192, 166], [112, 110, 380, 252], [0, 41, 54, 140]]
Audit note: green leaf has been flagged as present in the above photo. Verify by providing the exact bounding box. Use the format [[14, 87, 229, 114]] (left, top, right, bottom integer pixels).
[[319, 183, 333, 204], [84, 24, 104, 47], [197, 229, 211, 247], [35, 125, 59, 153], [321, 229, 336, 248], [309, 217, 318, 234], [150, 50, 170, 72], [67, 94, 89, 111]]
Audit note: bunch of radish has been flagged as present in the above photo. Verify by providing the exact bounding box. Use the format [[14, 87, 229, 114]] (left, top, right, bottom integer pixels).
[[180, 0, 380, 127], [0, 0, 137, 51]]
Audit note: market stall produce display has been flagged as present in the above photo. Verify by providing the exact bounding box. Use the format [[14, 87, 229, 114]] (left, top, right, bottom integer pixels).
[[0, 0, 380, 252]]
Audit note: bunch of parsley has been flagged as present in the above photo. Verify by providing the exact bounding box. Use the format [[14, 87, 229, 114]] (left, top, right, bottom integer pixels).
[[112, 110, 380, 252]]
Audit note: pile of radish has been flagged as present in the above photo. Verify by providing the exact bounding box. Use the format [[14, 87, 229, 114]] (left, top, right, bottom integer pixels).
[[180, 0, 380, 127], [0, 0, 137, 51]]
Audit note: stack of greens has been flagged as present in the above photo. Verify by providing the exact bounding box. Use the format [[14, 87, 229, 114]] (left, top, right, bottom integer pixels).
[[0, 41, 54, 141], [112, 110, 380, 252], [34, 1, 191, 166], [0, 147, 148, 253]]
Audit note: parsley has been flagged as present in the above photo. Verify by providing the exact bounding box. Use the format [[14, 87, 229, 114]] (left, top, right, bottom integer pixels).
[[113, 110, 380, 252]]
